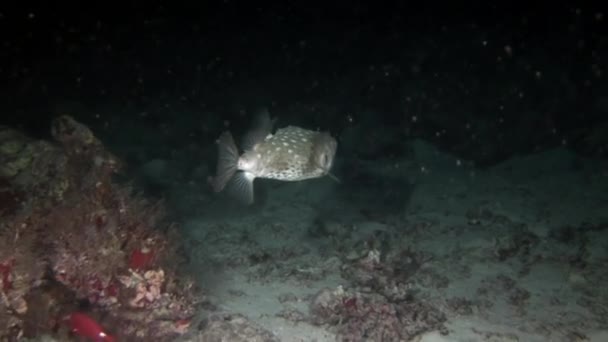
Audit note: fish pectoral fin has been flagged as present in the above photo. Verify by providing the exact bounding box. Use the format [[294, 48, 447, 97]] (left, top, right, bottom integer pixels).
[[327, 172, 341, 184], [225, 171, 256, 205], [241, 108, 277, 151]]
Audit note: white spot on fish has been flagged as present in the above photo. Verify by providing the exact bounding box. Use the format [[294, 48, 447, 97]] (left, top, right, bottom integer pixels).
[[283, 142, 289, 146], [288, 149, 293, 153]]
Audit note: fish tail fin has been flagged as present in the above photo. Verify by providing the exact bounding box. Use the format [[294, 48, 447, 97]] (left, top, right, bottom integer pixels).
[[211, 131, 239, 193], [225, 171, 256, 205], [241, 108, 277, 151]]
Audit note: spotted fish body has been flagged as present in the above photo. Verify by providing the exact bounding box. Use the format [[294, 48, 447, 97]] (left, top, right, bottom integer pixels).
[[244, 126, 334, 180], [211, 111, 338, 204]]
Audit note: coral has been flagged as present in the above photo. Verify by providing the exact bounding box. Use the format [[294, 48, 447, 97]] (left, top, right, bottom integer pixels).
[[0, 217, 47, 336], [341, 247, 432, 302], [118, 269, 165, 308], [307, 241, 448, 341], [0, 116, 198, 341], [309, 286, 447, 341], [0, 127, 35, 178], [196, 313, 280, 342], [0, 178, 23, 221]]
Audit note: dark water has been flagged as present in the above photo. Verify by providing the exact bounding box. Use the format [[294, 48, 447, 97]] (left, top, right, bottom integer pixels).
[[2, 2, 606, 164]]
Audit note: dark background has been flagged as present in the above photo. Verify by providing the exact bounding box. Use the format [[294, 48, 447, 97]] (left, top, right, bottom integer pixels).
[[1, 1, 607, 165]]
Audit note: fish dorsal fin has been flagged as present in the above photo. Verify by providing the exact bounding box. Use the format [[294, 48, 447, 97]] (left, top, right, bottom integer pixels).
[[241, 108, 276, 151]]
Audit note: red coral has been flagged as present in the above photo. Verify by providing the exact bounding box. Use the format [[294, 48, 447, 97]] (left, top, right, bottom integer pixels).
[[0, 258, 14, 291], [129, 247, 155, 270], [67, 312, 115, 342], [342, 296, 358, 312]]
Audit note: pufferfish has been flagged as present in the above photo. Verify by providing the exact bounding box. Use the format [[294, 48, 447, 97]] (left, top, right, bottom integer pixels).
[[210, 110, 338, 204]]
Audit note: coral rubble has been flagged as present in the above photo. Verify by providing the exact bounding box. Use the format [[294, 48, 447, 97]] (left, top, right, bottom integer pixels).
[[0, 116, 197, 341]]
